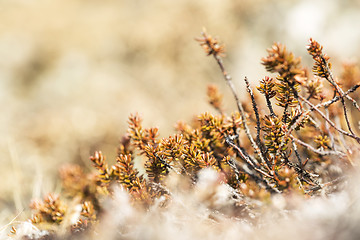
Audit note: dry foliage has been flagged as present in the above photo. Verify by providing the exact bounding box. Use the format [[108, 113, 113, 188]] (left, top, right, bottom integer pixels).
[[7, 30, 360, 240]]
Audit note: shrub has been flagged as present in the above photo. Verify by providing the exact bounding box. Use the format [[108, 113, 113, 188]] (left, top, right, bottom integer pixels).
[[8, 29, 360, 239]]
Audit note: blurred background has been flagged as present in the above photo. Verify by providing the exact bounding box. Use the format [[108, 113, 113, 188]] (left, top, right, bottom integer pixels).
[[1, 0, 360, 226]]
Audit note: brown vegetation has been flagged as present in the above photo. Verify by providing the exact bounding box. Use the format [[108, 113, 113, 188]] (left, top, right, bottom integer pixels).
[[6, 29, 360, 239]]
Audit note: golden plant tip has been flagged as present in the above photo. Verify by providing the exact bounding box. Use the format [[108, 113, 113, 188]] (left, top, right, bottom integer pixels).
[[196, 29, 225, 57]]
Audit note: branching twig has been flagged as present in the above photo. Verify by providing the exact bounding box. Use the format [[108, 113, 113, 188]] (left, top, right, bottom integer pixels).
[[324, 60, 360, 111], [308, 40, 358, 137], [225, 136, 273, 179], [291, 135, 346, 157], [213, 54, 266, 164], [196, 29, 266, 167], [299, 96, 360, 144], [321, 83, 360, 108], [225, 137, 281, 194]]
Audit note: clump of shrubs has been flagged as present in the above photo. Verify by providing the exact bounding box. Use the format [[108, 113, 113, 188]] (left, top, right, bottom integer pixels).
[[9, 30, 360, 239]]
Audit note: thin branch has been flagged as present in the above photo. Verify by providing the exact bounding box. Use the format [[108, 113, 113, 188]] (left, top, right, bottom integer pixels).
[[286, 160, 320, 187], [299, 96, 360, 144], [213, 55, 267, 167], [306, 83, 360, 111], [322, 57, 357, 135], [237, 160, 281, 194], [324, 107, 336, 149], [334, 115, 354, 166], [226, 157, 241, 186], [265, 95, 276, 117], [341, 97, 355, 135], [323, 59, 360, 111], [225, 137, 281, 194], [305, 175, 348, 194], [225, 136, 273, 179], [291, 140, 303, 166], [278, 95, 360, 151], [322, 84, 360, 108], [244, 77, 261, 145], [299, 83, 360, 138], [274, 94, 360, 159], [244, 77, 270, 169], [291, 135, 346, 157]]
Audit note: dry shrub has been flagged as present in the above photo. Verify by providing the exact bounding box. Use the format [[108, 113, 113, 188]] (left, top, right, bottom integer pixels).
[[5, 29, 360, 240]]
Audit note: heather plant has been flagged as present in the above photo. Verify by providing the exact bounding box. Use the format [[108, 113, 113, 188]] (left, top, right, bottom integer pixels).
[[7, 29, 360, 239]]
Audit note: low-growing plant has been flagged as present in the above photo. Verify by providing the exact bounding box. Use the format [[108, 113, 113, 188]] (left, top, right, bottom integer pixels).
[[8, 29, 360, 239]]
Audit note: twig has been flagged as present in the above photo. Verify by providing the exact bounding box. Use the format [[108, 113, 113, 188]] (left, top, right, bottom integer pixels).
[[274, 95, 360, 160], [278, 95, 360, 151], [323, 59, 360, 111], [226, 157, 241, 185], [291, 135, 346, 157], [324, 107, 336, 149], [225, 136, 273, 179], [244, 77, 261, 145], [305, 175, 348, 194], [244, 77, 270, 169], [0, 209, 24, 233], [299, 96, 360, 144], [212, 54, 268, 168], [291, 140, 303, 166], [321, 83, 360, 108], [286, 160, 320, 187], [225, 139, 281, 194], [196, 29, 266, 165], [321, 56, 357, 135], [334, 116, 354, 166], [304, 84, 360, 148], [266, 95, 276, 117]]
